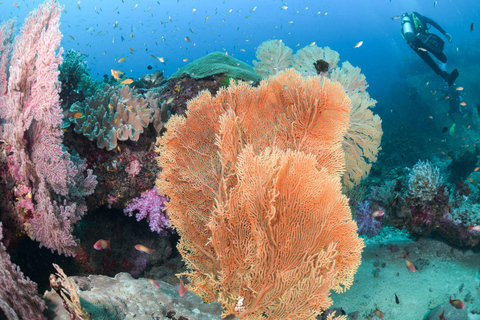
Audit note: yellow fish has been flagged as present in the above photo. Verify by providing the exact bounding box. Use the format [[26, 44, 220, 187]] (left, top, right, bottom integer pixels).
[[118, 57, 126, 63], [73, 112, 83, 119]]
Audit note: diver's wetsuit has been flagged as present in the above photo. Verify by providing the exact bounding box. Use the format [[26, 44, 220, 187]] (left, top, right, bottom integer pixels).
[[402, 12, 452, 82]]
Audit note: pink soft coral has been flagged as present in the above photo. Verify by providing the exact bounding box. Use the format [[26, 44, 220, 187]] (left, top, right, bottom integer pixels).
[[124, 187, 171, 235]]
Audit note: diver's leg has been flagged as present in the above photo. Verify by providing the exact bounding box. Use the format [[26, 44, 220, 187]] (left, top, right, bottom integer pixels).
[[413, 47, 448, 80], [432, 51, 447, 64]]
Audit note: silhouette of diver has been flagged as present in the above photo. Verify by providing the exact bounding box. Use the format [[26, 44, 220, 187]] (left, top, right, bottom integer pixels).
[[401, 12, 458, 88]]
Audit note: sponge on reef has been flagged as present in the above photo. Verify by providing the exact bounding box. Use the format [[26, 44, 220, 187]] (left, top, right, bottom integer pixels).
[[170, 52, 260, 82]]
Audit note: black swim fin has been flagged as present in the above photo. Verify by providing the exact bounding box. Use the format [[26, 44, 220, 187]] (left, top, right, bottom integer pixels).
[[448, 69, 459, 87]]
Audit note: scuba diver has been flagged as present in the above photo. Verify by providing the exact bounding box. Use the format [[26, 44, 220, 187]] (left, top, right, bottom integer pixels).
[[401, 12, 459, 88]]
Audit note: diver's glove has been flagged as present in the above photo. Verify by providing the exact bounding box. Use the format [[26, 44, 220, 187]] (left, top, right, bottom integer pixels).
[[445, 33, 452, 42]]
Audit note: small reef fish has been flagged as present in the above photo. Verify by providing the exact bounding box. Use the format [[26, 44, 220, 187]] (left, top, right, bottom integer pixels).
[[146, 278, 160, 288], [402, 251, 416, 272], [308, 41, 316, 47], [456, 86, 464, 91], [449, 297, 465, 309], [460, 102, 467, 106], [280, 5, 288, 10], [391, 16, 401, 20], [418, 47, 427, 52], [185, 36, 191, 42], [111, 69, 119, 81], [438, 308, 446, 320], [183, 58, 189, 62], [73, 112, 83, 119], [179, 277, 188, 296], [157, 56, 165, 63], [69, 35, 75, 40], [395, 293, 399, 304], [374, 307, 384, 319], [449, 123, 456, 136], [93, 239, 110, 250], [370, 210, 385, 218], [434, 1, 437, 7], [118, 57, 126, 63], [135, 244, 155, 254], [353, 41, 363, 48], [474, 167, 480, 172], [120, 78, 133, 85], [471, 23, 474, 32], [468, 225, 480, 232]]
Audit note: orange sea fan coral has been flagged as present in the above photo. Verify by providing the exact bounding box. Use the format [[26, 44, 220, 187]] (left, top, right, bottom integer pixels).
[[156, 69, 363, 319]]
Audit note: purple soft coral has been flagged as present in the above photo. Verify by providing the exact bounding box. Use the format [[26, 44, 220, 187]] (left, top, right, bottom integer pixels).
[[356, 200, 383, 238], [124, 187, 171, 236]]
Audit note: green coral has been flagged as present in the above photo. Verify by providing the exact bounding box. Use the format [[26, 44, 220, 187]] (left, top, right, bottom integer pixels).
[[219, 76, 239, 88], [170, 52, 260, 83], [59, 49, 99, 107]]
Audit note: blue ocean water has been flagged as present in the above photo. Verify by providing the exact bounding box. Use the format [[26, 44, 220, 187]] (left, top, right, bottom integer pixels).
[[2, 0, 479, 112]]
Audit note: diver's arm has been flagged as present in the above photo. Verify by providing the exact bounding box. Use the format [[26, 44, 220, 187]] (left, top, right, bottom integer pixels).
[[415, 12, 447, 35]]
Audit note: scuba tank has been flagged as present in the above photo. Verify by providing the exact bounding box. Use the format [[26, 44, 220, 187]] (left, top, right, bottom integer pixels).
[[401, 13, 415, 41]]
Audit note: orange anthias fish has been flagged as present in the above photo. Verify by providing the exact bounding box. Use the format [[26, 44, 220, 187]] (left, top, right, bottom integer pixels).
[[135, 244, 155, 254], [111, 69, 119, 81], [449, 296, 465, 309], [93, 238, 110, 250], [146, 278, 160, 288], [179, 277, 188, 296], [438, 308, 446, 320], [370, 210, 385, 218], [120, 78, 133, 85], [374, 307, 384, 319], [402, 251, 416, 272]]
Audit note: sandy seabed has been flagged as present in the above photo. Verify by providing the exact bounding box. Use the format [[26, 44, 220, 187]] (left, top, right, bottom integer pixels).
[[331, 235, 480, 319]]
